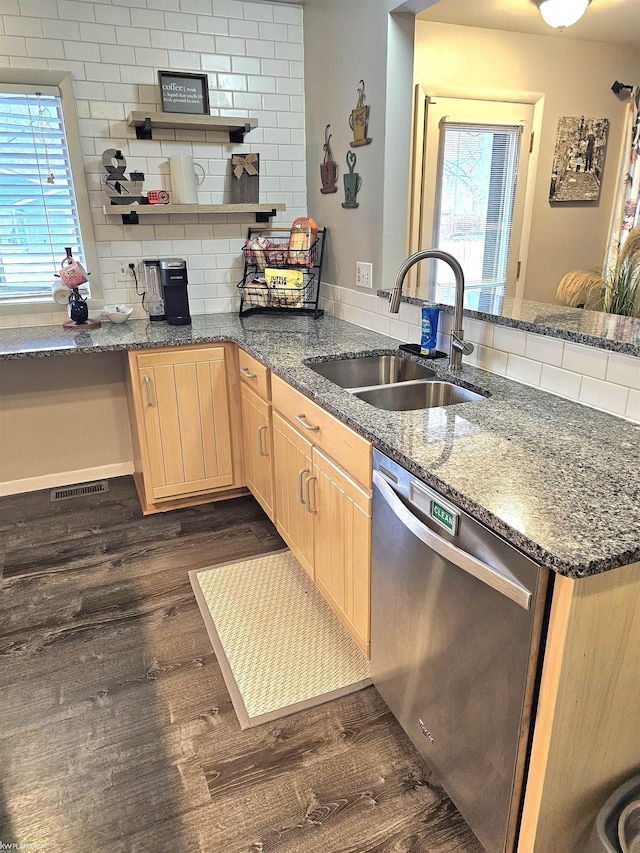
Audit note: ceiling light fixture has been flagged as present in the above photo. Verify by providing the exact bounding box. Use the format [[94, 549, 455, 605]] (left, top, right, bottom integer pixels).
[[533, 0, 591, 30]]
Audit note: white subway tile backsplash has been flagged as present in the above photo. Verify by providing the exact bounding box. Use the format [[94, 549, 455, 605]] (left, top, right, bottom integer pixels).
[[197, 15, 229, 35], [476, 345, 508, 375], [246, 73, 275, 93], [102, 44, 137, 65], [506, 354, 543, 386], [579, 376, 630, 416], [562, 341, 608, 379], [58, 0, 96, 22], [116, 26, 152, 47], [167, 49, 202, 69], [465, 318, 494, 348], [625, 389, 640, 423], [231, 54, 260, 74], [80, 22, 117, 43], [606, 352, 640, 392], [215, 35, 247, 56], [229, 18, 259, 38], [397, 300, 421, 325], [260, 57, 289, 77], [276, 76, 303, 95], [273, 4, 302, 25], [245, 37, 274, 58], [43, 19, 80, 40], [214, 0, 243, 18], [288, 60, 304, 79], [164, 11, 198, 32], [275, 41, 303, 62], [388, 318, 410, 342], [181, 0, 213, 13], [5, 15, 43, 37], [492, 324, 527, 355], [26, 37, 64, 58], [151, 28, 184, 49], [540, 364, 582, 400], [131, 7, 166, 28], [258, 21, 289, 41], [525, 332, 565, 366], [370, 311, 391, 336], [96, 3, 132, 25]]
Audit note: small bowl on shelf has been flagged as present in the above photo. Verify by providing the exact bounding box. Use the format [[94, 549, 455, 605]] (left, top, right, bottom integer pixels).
[[102, 304, 133, 324]]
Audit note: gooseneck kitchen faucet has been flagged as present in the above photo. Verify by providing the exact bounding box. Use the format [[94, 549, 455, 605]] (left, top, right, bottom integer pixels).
[[389, 249, 474, 373]]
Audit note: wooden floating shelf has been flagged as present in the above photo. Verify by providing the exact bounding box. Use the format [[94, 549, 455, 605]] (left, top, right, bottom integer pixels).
[[127, 111, 258, 142], [103, 203, 286, 225]]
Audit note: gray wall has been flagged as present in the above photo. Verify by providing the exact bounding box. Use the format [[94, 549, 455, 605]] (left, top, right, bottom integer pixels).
[[303, 0, 415, 294]]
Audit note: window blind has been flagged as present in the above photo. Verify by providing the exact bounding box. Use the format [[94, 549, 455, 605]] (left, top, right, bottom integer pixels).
[[0, 90, 86, 301], [434, 121, 521, 297]]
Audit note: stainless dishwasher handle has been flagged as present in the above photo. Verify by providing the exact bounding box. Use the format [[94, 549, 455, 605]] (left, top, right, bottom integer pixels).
[[373, 470, 532, 610]]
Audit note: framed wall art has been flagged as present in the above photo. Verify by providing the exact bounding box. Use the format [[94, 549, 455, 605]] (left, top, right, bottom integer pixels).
[[549, 115, 609, 203], [158, 71, 210, 115]]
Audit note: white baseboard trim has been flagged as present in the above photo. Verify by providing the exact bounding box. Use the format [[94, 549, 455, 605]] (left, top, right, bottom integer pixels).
[[0, 462, 134, 497]]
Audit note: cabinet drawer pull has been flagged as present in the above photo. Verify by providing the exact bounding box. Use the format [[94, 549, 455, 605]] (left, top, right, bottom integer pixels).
[[295, 414, 320, 432], [144, 375, 153, 407], [305, 475, 317, 513], [257, 425, 269, 457], [241, 367, 257, 379], [298, 467, 310, 505]]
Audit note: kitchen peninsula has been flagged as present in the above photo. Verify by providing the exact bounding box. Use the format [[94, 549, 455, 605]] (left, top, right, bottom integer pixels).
[[1, 310, 639, 852]]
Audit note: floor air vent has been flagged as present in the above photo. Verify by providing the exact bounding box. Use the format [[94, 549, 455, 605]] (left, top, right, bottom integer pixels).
[[51, 480, 110, 502]]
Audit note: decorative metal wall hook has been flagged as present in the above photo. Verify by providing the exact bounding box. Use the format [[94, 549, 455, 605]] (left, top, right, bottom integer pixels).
[[342, 150, 361, 209], [349, 79, 372, 148], [320, 124, 338, 194]]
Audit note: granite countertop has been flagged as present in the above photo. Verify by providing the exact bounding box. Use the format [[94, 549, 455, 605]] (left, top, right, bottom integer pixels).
[[1, 313, 639, 579], [379, 290, 640, 356]]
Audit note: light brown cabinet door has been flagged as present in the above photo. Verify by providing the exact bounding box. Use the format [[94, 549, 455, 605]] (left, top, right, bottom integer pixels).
[[240, 382, 274, 520], [272, 411, 314, 579], [135, 346, 234, 501], [312, 447, 371, 656]]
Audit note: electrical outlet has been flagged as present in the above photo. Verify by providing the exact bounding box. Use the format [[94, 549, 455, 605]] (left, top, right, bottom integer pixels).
[[115, 260, 131, 282], [356, 261, 373, 289]]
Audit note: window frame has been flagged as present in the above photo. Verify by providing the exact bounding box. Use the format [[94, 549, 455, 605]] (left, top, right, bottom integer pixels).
[[408, 85, 544, 303], [0, 68, 102, 316]]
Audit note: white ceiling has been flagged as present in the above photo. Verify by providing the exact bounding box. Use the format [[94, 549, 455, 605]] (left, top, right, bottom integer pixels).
[[415, 0, 640, 51]]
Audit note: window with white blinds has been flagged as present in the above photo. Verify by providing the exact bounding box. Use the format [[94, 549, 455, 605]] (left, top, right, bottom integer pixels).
[[433, 121, 522, 303], [0, 88, 87, 302]]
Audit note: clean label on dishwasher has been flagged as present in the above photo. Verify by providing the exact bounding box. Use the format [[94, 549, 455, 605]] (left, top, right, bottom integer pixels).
[[431, 500, 458, 535], [409, 481, 459, 535]]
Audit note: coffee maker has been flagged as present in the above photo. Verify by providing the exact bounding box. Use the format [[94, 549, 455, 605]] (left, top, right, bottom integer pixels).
[[159, 258, 191, 325], [143, 259, 165, 322]]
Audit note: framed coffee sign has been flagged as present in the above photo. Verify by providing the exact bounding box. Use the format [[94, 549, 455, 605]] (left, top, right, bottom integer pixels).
[[158, 71, 210, 115]]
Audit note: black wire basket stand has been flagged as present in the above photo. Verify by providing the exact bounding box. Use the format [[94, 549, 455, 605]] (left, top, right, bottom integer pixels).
[[238, 226, 327, 318]]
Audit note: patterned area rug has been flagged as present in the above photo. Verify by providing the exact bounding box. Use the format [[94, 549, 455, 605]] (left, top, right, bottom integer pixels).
[[189, 549, 371, 729]]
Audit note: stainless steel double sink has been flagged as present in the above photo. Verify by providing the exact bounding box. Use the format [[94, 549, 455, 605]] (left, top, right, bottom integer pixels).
[[307, 354, 488, 411]]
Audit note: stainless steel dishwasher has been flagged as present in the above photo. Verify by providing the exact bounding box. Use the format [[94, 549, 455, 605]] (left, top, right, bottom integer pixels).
[[371, 449, 550, 853]]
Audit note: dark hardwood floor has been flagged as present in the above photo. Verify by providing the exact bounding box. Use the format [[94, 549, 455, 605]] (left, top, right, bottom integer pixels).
[[0, 477, 483, 852]]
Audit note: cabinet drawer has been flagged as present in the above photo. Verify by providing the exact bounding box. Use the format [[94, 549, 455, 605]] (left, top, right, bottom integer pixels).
[[238, 349, 270, 400], [272, 374, 371, 490]]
